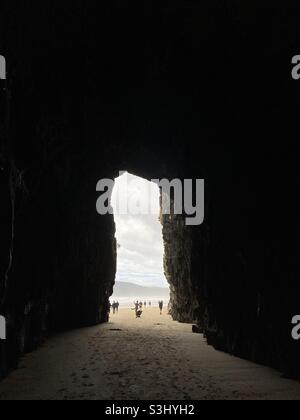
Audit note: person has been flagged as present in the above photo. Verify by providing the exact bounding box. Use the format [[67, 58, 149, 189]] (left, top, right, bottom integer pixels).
[[139, 301, 143, 310], [133, 301, 142, 318], [136, 308, 143, 318], [112, 301, 116, 315], [159, 300, 164, 315], [116, 302, 120, 313], [149, 301, 152, 307], [144, 301, 147, 308]]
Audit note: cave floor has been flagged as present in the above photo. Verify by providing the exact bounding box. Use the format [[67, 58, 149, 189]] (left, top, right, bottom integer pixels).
[[0, 308, 299, 400]]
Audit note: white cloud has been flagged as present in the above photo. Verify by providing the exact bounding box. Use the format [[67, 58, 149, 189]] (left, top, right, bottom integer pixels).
[[112, 172, 168, 288]]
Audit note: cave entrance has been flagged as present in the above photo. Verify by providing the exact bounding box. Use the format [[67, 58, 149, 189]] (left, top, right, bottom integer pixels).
[[110, 172, 170, 313]]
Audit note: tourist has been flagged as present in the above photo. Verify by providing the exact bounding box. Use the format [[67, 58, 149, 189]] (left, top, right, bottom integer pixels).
[[136, 308, 143, 318], [159, 300, 164, 315]]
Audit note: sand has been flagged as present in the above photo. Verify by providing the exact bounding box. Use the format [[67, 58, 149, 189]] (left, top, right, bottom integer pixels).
[[0, 308, 300, 400]]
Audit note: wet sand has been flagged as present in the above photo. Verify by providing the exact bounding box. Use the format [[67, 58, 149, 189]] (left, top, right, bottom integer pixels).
[[0, 308, 300, 400]]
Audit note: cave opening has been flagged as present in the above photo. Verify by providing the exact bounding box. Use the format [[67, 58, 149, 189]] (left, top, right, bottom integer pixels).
[[110, 172, 170, 313]]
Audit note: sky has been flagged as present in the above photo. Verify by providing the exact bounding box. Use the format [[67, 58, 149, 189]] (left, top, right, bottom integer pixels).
[[111, 172, 169, 288]]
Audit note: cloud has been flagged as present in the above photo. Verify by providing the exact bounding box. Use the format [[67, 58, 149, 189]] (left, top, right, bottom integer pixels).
[[112, 173, 168, 288]]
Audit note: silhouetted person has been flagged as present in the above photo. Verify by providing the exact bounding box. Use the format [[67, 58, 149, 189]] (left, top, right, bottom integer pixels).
[[112, 301, 116, 314], [134, 301, 139, 317], [159, 301, 164, 315], [116, 302, 120, 313], [144, 301, 147, 308], [136, 308, 143, 318], [149, 301, 152, 307]]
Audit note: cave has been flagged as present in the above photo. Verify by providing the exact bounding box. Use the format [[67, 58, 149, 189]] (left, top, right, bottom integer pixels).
[[1, 1, 300, 387]]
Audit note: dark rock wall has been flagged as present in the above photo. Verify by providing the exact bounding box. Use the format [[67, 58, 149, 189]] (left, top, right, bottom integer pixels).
[[1, 1, 300, 378], [162, 210, 196, 323], [0, 113, 118, 377], [0, 2, 118, 377]]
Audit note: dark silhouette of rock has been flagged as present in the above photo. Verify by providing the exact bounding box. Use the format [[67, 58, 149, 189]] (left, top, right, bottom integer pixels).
[[192, 325, 203, 334]]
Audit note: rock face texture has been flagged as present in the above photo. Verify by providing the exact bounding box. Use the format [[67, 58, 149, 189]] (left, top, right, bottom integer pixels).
[[162, 211, 196, 323], [1, 1, 300, 379]]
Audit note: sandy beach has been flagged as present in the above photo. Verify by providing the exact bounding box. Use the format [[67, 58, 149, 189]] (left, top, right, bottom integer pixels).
[[0, 308, 299, 400]]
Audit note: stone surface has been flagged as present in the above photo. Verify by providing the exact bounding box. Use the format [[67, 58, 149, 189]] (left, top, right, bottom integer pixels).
[[162, 210, 196, 323]]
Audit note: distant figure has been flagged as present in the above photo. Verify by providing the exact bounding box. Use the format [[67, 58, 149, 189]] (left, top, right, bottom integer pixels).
[[159, 300, 164, 315], [144, 301, 147, 308], [139, 302, 143, 309], [116, 302, 120, 313], [149, 301, 152, 307], [107, 301, 112, 320], [136, 309, 143, 318], [112, 301, 116, 315], [133, 301, 142, 318]]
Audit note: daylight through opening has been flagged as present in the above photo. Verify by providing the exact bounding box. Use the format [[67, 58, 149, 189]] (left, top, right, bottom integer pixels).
[[111, 172, 170, 311]]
